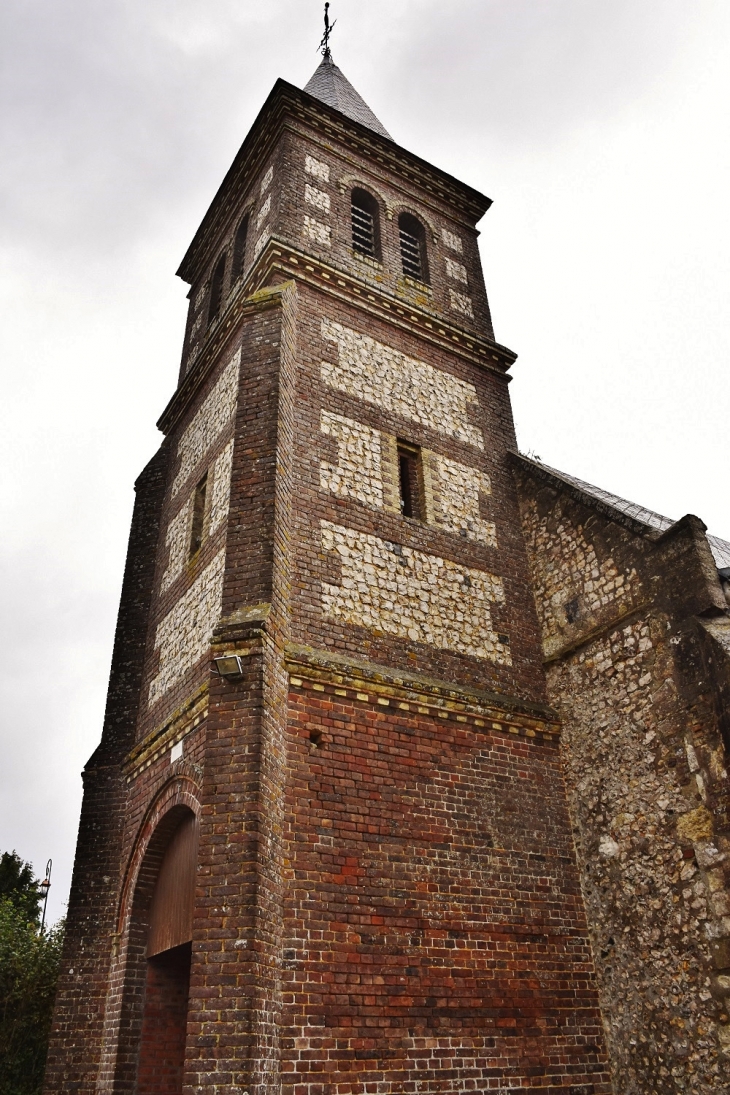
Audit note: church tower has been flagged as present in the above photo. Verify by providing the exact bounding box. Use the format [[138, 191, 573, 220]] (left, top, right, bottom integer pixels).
[[45, 48, 613, 1095]]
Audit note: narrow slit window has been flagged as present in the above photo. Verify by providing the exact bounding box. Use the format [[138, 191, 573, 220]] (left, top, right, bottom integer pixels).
[[232, 215, 250, 282], [351, 188, 380, 260], [397, 441, 424, 521], [207, 253, 227, 327], [398, 213, 429, 283], [189, 473, 208, 557]]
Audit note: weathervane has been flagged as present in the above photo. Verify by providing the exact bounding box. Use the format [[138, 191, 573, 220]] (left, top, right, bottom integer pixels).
[[318, 3, 336, 58]]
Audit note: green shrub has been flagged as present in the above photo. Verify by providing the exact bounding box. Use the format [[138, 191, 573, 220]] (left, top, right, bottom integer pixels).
[[0, 854, 64, 1095]]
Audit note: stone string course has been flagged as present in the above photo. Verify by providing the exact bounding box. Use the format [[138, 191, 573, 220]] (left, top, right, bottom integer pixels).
[[321, 319, 484, 448], [124, 689, 208, 782], [148, 548, 226, 707], [171, 350, 240, 496], [321, 520, 511, 664], [287, 664, 556, 742]]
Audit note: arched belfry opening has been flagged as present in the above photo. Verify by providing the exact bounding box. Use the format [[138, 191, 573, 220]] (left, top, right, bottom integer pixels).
[[351, 187, 381, 260], [115, 805, 199, 1095]]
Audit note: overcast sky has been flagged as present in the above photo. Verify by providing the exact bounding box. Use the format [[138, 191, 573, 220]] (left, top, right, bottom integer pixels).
[[1, 0, 728, 924]]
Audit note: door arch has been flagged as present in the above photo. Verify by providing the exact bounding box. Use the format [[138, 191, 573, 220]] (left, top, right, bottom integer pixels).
[[114, 802, 199, 1094], [137, 810, 198, 1094]]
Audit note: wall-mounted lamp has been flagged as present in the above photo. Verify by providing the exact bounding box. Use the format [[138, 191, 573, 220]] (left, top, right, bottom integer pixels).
[[213, 654, 245, 680]]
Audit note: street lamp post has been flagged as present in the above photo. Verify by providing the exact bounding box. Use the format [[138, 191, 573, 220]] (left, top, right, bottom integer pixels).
[[39, 859, 52, 933]]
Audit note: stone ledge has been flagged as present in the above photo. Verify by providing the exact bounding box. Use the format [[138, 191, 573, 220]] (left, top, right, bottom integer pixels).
[[248, 237, 517, 376], [212, 602, 271, 647], [285, 642, 559, 743], [124, 684, 208, 781], [543, 601, 652, 665]]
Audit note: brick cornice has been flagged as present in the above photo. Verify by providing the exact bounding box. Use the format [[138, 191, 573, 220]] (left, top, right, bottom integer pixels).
[[285, 642, 559, 736], [158, 237, 516, 442], [254, 238, 517, 376], [169, 238, 515, 436]]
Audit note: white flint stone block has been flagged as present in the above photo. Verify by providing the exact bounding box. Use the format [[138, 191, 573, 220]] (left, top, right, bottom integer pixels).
[[149, 549, 226, 706], [320, 412, 383, 508], [449, 289, 474, 318], [445, 257, 468, 284], [599, 835, 620, 858], [305, 155, 330, 183], [305, 184, 331, 214], [172, 351, 240, 497], [303, 216, 332, 246], [433, 455, 496, 546], [321, 320, 484, 449], [260, 166, 273, 194], [161, 497, 193, 592], [442, 228, 463, 253], [256, 195, 271, 231], [321, 521, 510, 664], [209, 438, 234, 535]]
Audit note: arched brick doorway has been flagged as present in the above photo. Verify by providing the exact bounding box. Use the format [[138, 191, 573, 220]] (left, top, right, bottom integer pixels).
[[136, 810, 198, 1094], [114, 802, 199, 1094]]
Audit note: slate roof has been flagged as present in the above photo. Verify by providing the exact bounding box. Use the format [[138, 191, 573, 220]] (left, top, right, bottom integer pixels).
[[303, 55, 392, 140], [525, 459, 730, 572]]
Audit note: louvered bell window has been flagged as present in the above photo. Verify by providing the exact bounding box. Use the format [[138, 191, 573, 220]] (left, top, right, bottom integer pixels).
[[398, 213, 429, 283], [399, 226, 423, 280], [352, 204, 374, 256], [351, 189, 380, 259]]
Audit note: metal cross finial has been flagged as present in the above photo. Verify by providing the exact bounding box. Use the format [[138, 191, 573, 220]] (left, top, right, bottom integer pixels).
[[318, 3, 336, 58]]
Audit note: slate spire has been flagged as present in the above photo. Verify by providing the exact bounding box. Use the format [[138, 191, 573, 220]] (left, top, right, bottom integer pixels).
[[303, 54, 392, 140]]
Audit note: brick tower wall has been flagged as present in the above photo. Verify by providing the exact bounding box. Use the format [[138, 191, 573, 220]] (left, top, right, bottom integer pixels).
[[45, 81, 614, 1095]]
